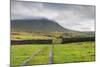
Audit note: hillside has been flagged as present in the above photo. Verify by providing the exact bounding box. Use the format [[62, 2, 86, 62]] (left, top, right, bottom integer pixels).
[[11, 18, 72, 32]]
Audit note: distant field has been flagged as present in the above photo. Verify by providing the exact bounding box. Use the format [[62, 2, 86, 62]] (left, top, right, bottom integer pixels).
[[11, 41, 95, 66], [11, 32, 94, 40], [11, 32, 50, 40]]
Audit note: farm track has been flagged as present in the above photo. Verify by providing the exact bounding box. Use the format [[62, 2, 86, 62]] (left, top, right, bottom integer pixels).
[[48, 46, 53, 64], [20, 46, 53, 66], [20, 47, 45, 66]]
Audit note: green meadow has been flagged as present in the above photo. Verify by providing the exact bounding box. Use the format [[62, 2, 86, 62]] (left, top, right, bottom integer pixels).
[[11, 42, 95, 66], [11, 45, 51, 66], [53, 42, 95, 63]]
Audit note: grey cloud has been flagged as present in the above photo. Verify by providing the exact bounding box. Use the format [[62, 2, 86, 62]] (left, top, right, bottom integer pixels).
[[11, 0, 95, 31]]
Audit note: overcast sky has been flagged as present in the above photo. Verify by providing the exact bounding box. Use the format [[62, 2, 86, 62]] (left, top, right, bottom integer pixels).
[[11, 0, 95, 31]]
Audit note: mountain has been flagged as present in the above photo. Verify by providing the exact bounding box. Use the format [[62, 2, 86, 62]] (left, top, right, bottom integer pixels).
[[11, 18, 73, 32]]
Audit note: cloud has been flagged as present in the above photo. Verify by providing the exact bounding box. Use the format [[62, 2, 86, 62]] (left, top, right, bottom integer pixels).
[[11, 0, 95, 31]]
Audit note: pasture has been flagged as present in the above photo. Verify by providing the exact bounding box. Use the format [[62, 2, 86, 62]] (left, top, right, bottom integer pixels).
[[11, 41, 95, 66], [11, 45, 51, 66], [53, 42, 95, 63]]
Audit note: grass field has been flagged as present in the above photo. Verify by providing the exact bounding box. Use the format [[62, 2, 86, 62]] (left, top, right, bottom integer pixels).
[[53, 42, 95, 63], [11, 45, 52, 66], [11, 41, 95, 66], [11, 32, 51, 40]]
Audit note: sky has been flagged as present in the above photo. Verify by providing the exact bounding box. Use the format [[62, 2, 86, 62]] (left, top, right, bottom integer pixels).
[[11, 0, 95, 31]]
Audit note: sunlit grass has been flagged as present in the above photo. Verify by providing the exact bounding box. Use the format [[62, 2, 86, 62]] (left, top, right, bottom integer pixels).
[[53, 42, 95, 63], [11, 42, 95, 66], [11, 33, 51, 40], [11, 45, 51, 66]]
